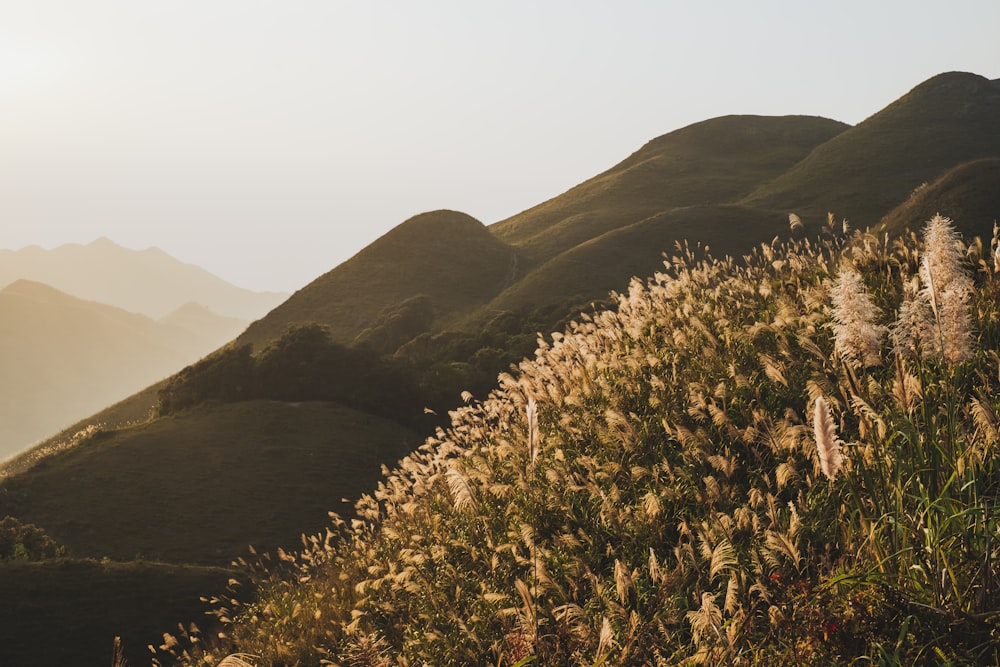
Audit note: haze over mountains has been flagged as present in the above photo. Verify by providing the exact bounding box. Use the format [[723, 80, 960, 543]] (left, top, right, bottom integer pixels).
[[0, 239, 285, 458], [1, 71, 999, 665], [0, 280, 251, 459], [0, 237, 287, 320]]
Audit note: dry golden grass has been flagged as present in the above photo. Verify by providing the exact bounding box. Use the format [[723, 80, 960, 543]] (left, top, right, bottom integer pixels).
[[160, 214, 1000, 666]]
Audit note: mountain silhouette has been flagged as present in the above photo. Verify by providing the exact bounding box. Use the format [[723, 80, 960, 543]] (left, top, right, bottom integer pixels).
[[0, 281, 247, 459], [0, 237, 286, 320]]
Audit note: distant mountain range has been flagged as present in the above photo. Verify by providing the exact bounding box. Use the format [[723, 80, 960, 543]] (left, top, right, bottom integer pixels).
[[2, 71, 999, 666], [0, 280, 250, 459], [0, 237, 287, 320]]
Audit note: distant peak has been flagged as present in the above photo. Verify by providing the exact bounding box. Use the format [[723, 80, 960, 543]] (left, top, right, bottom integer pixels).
[[88, 236, 121, 248], [164, 301, 215, 317], [1, 279, 68, 298], [907, 71, 995, 98], [403, 209, 484, 228], [384, 210, 489, 244]]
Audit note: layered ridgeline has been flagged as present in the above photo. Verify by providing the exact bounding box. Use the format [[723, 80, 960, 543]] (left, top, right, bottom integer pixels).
[[483, 72, 1000, 319], [741, 72, 1000, 225], [241, 116, 849, 349], [0, 281, 247, 459], [0, 237, 286, 320], [163, 216, 1000, 665], [240, 73, 1000, 350]]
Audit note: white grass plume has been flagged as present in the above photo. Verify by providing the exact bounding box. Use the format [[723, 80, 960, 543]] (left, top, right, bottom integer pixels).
[[829, 267, 887, 367], [919, 214, 974, 365], [445, 464, 478, 513], [526, 397, 539, 466], [812, 396, 843, 481]]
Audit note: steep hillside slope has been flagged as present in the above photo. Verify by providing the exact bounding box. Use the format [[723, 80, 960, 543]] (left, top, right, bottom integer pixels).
[[0, 281, 229, 459], [491, 115, 847, 262], [875, 157, 1000, 239], [741, 72, 1000, 225], [239, 210, 519, 349], [3, 71, 999, 666], [0, 237, 286, 319]]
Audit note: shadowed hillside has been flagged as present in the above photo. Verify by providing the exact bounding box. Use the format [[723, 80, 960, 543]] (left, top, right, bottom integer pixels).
[[1, 400, 418, 565], [876, 157, 1000, 239], [491, 115, 848, 263], [0, 237, 286, 320], [741, 72, 1000, 226], [0, 560, 230, 667]]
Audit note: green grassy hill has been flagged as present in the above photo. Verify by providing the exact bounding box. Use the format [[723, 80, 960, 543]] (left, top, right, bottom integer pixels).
[[875, 157, 1000, 239], [476, 205, 787, 321], [491, 115, 847, 263], [169, 218, 1000, 665], [2, 71, 1000, 666], [741, 72, 1000, 226], [239, 210, 520, 349], [1, 400, 418, 565]]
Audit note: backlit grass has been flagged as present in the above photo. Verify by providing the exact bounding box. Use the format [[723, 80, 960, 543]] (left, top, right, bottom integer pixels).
[[167, 216, 1000, 665]]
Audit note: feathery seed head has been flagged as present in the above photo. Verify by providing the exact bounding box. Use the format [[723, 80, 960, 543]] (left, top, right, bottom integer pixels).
[[917, 215, 974, 365], [890, 275, 928, 360], [445, 465, 478, 514], [526, 397, 539, 466], [828, 267, 887, 367], [812, 397, 843, 481], [789, 213, 804, 233]]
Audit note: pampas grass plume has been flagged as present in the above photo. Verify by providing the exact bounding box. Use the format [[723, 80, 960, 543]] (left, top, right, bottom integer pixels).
[[829, 267, 887, 367], [788, 213, 804, 233], [813, 397, 843, 481], [215, 655, 260, 667], [527, 397, 539, 466], [919, 214, 974, 365]]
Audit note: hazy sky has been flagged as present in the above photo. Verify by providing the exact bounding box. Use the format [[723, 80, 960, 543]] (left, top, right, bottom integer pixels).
[[2, 1, 998, 292]]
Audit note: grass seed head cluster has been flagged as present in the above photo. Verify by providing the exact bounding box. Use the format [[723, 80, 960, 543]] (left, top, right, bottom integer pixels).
[[162, 215, 1000, 666]]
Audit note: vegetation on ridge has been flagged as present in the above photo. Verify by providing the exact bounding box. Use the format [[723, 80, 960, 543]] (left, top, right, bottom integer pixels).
[[159, 216, 1000, 665]]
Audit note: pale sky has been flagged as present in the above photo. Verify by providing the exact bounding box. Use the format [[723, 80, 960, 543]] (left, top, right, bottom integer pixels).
[[2, 1, 998, 292]]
